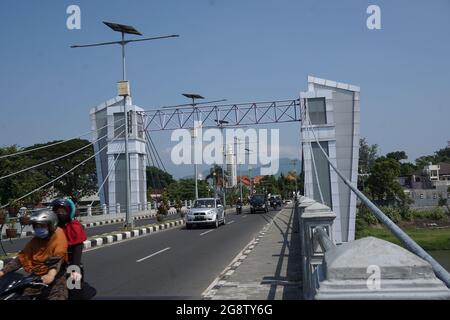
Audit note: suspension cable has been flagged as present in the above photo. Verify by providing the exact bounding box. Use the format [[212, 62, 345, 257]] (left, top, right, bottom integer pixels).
[[146, 138, 163, 189], [89, 146, 125, 207], [146, 140, 159, 189], [0, 118, 125, 159], [303, 99, 324, 204], [0, 122, 126, 181], [0, 129, 126, 209], [147, 135, 166, 172]]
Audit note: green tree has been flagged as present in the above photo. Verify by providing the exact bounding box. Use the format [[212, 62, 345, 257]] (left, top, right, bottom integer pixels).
[[358, 138, 378, 191], [416, 147, 450, 168], [365, 157, 407, 206], [205, 164, 228, 188], [386, 151, 407, 162], [386, 150, 417, 176], [146, 166, 175, 191], [166, 179, 212, 201], [27, 139, 97, 203], [359, 138, 378, 174]]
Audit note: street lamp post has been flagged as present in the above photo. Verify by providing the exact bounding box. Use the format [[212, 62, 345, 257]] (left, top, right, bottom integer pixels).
[[215, 119, 229, 208], [71, 21, 179, 230], [291, 159, 298, 200], [183, 94, 205, 201]]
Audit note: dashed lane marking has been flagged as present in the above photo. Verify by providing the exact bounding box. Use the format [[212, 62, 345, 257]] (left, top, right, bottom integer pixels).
[[136, 247, 171, 263]]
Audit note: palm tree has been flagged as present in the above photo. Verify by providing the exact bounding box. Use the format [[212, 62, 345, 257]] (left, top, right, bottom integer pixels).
[[205, 164, 229, 188]]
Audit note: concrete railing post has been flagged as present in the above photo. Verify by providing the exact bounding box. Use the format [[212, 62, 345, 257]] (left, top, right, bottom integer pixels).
[[299, 196, 336, 300], [102, 203, 108, 215], [87, 205, 92, 217], [138, 203, 142, 211], [116, 203, 121, 215]]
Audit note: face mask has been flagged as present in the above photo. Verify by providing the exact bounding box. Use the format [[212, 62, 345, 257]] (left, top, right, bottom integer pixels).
[[34, 227, 49, 239]]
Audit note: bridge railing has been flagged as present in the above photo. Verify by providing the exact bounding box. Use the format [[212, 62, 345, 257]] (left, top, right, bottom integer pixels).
[[297, 196, 450, 300]]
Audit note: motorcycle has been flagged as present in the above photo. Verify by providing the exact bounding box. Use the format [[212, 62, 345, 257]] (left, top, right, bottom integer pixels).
[[236, 203, 242, 214], [0, 257, 96, 300], [270, 199, 279, 210], [0, 272, 49, 300]]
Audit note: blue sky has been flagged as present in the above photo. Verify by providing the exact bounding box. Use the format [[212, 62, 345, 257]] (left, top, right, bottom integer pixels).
[[0, 0, 449, 178]]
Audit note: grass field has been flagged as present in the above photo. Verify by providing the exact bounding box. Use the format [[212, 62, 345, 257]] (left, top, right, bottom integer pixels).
[[356, 225, 450, 251]]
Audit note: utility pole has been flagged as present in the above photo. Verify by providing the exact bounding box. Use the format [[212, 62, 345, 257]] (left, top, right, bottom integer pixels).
[[291, 159, 298, 200], [183, 94, 204, 201], [215, 119, 229, 208]]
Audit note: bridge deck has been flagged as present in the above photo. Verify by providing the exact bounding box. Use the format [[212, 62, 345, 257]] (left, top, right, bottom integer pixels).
[[204, 205, 302, 300]]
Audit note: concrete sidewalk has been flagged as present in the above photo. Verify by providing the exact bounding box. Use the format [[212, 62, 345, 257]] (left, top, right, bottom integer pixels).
[[203, 205, 302, 300]]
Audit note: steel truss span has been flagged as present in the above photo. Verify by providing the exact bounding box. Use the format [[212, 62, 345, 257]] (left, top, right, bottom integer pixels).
[[142, 99, 301, 131]]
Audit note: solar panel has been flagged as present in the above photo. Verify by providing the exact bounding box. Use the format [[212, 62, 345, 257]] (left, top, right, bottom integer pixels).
[[182, 93, 205, 100], [103, 21, 142, 35]]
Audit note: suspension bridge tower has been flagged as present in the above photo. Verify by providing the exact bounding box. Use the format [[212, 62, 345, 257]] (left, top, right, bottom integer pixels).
[[90, 95, 147, 213], [300, 76, 360, 243]]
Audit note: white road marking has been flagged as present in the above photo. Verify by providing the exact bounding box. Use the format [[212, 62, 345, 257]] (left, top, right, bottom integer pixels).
[[199, 229, 214, 236], [136, 247, 171, 263], [242, 215, 247, 218], [226, 220, 235, 225]]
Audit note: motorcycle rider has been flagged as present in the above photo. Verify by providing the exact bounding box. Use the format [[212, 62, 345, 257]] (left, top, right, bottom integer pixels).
[[0, 209, 68, 300], [236, 197, 243, 214], [51, 198, 95, 300]]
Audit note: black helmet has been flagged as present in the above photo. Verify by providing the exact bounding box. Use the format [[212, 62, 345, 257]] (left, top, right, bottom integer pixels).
[[51, 198, 71, 214], [29, 209, 59, 233]]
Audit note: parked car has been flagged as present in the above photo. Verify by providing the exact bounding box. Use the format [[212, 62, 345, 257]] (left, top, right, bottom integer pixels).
[[250, 194, 269, 214], [185, 198, 225, 229]]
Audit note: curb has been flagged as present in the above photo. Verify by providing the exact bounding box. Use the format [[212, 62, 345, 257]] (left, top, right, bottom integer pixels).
[[0, 212, 178, 240], [80, 212, 177, 228], [202, 211, 279, 299], [0, 218, 186, 267], [82, 218, 185, 250]]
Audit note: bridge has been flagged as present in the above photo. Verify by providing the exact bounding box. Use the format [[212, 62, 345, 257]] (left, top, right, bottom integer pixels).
[[1, 75, 450, 300]]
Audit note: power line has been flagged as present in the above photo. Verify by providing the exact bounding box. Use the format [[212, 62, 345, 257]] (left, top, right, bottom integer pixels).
[[89, 146, 125, 207], [0, 129, 126, 209], [148, 135, 166, 172], [0, 122, 126, 181], [0, 118, 125, 159]]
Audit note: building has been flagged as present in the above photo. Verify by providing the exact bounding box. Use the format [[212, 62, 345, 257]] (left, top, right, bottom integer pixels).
[[300, 76, 360, 243], [399, 162, 450, 190], [399, 162, 450, 208], [237, 175, 263, 187], [90, 96, 147, 213]]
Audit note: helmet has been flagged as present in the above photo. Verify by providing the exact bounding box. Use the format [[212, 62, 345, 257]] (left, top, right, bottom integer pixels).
[[51, 198, 76, 220], [29, 209, 59, 233]]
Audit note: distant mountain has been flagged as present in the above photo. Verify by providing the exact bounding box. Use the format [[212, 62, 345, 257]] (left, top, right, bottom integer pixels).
[[183, 158, 301, 180], [239, 158, 302, 177]]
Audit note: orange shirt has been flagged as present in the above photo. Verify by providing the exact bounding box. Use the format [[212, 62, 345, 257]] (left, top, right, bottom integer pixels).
[[18, 227, 68, 276]]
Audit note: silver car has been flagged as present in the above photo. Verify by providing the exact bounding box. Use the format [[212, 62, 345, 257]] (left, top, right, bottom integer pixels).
[[185, 198, 225, 229]]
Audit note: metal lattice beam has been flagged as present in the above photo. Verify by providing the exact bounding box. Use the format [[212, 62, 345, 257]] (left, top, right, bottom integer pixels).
[[143, 99, 301, 131]]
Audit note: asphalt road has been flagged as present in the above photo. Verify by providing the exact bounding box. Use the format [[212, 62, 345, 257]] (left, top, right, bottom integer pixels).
[[0, 214, 180, 255], [82, 207, 283, 299]]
